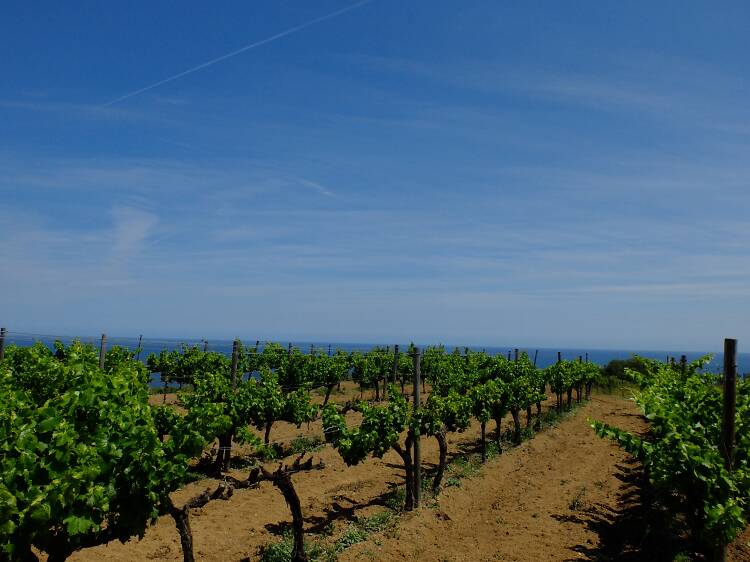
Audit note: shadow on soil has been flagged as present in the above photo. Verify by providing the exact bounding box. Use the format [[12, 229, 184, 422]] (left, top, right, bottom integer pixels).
[[263, 484, 403, 538], [556, 460, 698, 562]]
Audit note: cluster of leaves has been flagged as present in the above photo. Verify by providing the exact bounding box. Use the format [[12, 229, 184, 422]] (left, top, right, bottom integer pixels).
[[0, 341, 206, 562], [175, 364, 318, 477], [306, 349, 351, 404], [322, 388, 409, 465], [545, 359, 598, 397], [148, 342, 353, 398], [591, 356, 750, 551]]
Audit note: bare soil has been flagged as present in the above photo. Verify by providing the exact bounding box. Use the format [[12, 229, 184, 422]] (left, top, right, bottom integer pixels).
[[69, 386, 749, 562]]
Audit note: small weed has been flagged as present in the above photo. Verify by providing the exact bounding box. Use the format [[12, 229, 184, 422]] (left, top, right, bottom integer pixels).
[[485, 442, 501, 459], [383, 487, 406, 511], [289, 435, 324, 455], [332, 511, 395, 554], [260, 531, 294, 562], [261, 531, 338, 562], [335, 525, 368, 551], [359, 511, 394, 532], [448, 455, 482, 480], [445, 476, 462, 488], [256, 443, 282, 461], [568, 488, 586, 511]]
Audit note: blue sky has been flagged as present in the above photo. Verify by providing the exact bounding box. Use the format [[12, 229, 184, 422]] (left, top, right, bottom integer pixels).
[[2, 1, 749, 350]]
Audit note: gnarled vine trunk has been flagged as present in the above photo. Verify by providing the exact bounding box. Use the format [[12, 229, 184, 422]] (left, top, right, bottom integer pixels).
[[432, 429, 448, 493], [323, 384, 335, 406], [273, 471, 308, 562], [168, 483, 234, 562], [510, 408, 522, 444], [480, 421, 487, 462], [213, 433, 232, 474], [393, 434, 415, 510], [493, 416, 503, 453]]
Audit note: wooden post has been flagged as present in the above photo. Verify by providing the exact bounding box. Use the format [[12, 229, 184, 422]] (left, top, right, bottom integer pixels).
[[507, 350, 511, 360], [533, 349, 538, 367], [715, 338, 737, 562], [135, 334, 143, 361], [557, 352, 563, 411], [310, 343, 314, 355], [722, 339, 737, 471], [231, 339, 239, 390], [412, 347, 422, 508], [203, 339, 209, 352], [576, 356, 583, 403], [328, 344, 332, 357], [0, 327, 6, 362], [99, 333, 107, 370], [392, 344, 400, 393], [585, 352, 588, 363], [514, 348, 519, 361], [679, 354, 687, 374]]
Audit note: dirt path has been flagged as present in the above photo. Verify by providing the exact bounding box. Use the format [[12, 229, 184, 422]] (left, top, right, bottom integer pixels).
[[339, 392, 647, 562]]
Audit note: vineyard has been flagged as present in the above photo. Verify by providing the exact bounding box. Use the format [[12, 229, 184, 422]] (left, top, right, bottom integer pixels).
[[0, 336, 747, 562]]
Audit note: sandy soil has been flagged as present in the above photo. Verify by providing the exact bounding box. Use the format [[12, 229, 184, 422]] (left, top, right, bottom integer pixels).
[[69, 387, 750, 562], [340, 392, 645, 562]]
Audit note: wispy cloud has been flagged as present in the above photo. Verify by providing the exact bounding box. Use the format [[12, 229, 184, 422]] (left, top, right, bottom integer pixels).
[[108, 206, 158, 272], [0, 97, 153, 123]]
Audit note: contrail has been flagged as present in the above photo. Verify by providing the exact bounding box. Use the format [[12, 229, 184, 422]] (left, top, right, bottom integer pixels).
[[101, 0, 373, 107]]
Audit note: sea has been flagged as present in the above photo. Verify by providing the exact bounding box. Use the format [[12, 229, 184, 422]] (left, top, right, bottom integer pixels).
[[3, 332, 748, 386]]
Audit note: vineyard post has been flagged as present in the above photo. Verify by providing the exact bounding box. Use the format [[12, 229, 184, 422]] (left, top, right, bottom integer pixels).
[[0, 327, 6, 362], [533, 349, 542, 427], [507, 350, 511, 360], [514, 348, 519, 361], [135, 334, 143, 361], [203, 339, 208, 352], [679, 354, 687, 375], [412, 347, 422, 508], [400, 344, 406, 394], [393, 344, 402, 394], [722, 339, 737, 471], [98, 333, 107, 370], [716, 338, 737, 562], [231, 339, 239, 390], [557, 352, 562, 412]]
